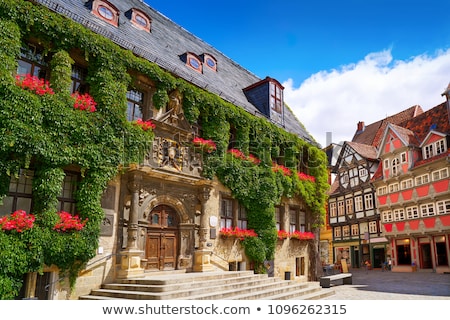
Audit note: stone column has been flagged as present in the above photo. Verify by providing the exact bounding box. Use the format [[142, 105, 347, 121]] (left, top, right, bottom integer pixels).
[[193, 186, 214, 272], [117, 173, 144, 278]]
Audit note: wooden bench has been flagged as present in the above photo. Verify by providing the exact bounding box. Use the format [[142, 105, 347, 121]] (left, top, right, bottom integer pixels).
[[319, 273, 352, 288]]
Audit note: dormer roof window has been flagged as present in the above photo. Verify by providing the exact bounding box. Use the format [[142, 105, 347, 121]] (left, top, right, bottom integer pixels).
[[90, 0, 119, 27], [126, 8, 151, 32], [180, 52, 202, 73], [201, 53, 217, 72], [243, 77, 285, 125], [270, 80, 283, 113]]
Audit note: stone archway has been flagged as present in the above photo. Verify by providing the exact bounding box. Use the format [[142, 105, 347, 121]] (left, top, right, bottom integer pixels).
[[145, 205, 179, 270]]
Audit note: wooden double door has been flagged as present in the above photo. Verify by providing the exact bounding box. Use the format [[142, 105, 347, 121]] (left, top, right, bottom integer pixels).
[[145, 205, 178, 270]]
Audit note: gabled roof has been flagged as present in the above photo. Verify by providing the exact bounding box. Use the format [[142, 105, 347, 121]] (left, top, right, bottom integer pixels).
[[375, 100, 450, 159], [351, 105, 423, 147], [39, 0, 315, 144], [333, 141, 377, 173], [346, 141, 378, 160], [376, 123, 418, 158], [400, 102, 450, 142], [419, 130, 447, 148]]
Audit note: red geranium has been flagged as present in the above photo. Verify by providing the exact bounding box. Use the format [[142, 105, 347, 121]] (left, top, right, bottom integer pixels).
[[193, 137, 217, 153], [272, 163, 292, 176], [219, 227, 258, 240], [133, 118, 156, 131], [71, 92, 97, 112], [15, 74, 54, 96], [53, 211, 87, 232], [297, 172, 316, 183], [0, 210, 35, 232]]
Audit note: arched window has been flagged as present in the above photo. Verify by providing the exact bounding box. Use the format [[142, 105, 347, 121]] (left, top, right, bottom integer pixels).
[[202, 53, 217, 72], [128, 8, 151, 32], [91, 0, 119, 27], [187, 53, 202, 72]]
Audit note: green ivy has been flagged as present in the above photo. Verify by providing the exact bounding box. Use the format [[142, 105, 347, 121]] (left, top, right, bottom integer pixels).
[[0, 0, 329, 298]]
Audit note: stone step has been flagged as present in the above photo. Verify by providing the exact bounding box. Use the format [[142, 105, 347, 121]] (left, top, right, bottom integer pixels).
[[79, 271, 333, 300]]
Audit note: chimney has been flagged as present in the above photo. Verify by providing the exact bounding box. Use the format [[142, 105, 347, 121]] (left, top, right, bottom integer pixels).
[[357, 121, 365, 132]]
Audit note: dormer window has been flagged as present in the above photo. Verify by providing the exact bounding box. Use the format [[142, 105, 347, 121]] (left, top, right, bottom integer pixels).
[[180, 52, 202, 73], [270, 80, 283, 114], [126, 8, 151, 32], [423, 138, 446, 159], [201, 53, 217, 72], [243, 77, 284, 125], [90, 0, 119, 27]]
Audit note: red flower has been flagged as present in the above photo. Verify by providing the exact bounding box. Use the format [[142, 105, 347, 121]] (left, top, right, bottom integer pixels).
[[228, 148, 247, 160], [277, 230, 289, 240], [272, 163, 292, 176], [290, 230, 314, 240], [0, 210, 35, 232], [297, 172, 316, 183], [193, 137, 217, 153], [71, 92, 97, 112], [53, 211, 87, 232], [133, 118, 156, 131], [247, 154, 261, 165], [15, 74, 54, 96], [227, 149, 260, 165], [219, 227, 258, 240]]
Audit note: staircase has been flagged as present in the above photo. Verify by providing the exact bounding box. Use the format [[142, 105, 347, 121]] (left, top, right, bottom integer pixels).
[[79, 271, 335, 300]]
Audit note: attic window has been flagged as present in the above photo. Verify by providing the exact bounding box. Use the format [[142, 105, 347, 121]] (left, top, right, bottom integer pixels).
[[270, 81, 283, 113], [202, 54, 217, 71], [186, 53, 202, 73], [91, 0, 119, 27], [128, 8, 151, 32]]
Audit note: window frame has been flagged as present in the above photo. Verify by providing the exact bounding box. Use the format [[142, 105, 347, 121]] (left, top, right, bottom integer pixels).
[[220, 197, 233, 229], [269, 81, 283, 113], [364, 193, 374, 210], [92, 0, 119, 27], [129, 8, 151, 32]]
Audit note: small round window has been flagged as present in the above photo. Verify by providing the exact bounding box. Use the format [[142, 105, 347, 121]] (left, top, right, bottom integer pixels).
[[135, 14, 148, 27], [206, 57, 216, 68], [98, 6, 113, 20], [189, 57, 200, 70]]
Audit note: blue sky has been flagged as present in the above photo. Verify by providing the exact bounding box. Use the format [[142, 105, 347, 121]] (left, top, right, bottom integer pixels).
[[144, 0, 450, 147]]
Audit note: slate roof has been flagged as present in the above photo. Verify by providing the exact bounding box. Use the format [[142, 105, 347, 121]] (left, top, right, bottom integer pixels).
[[346, 141, 377, 160], [36, 0, 315, 144], [351, 105, 423, 147]]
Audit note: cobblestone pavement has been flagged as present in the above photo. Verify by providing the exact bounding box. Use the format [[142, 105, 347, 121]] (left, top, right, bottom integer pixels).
[[321, 268, 450, 300]]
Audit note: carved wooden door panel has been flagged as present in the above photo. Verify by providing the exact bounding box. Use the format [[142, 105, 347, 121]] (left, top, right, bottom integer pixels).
[[146, 232, 177, 270], [161, 232, 176, 270], [146, 205, 179, 270], [146, 233, 161, 270]]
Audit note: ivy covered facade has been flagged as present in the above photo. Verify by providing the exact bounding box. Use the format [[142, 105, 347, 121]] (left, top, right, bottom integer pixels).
[[0, 0, 328, 299]]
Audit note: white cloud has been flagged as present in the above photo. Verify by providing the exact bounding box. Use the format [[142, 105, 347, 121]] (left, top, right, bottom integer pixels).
[[283, 49, 450, 148]]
